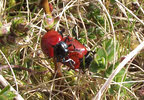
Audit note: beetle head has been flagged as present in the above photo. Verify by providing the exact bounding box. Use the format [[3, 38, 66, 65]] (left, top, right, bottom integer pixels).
[[54, 41, 69, 61]]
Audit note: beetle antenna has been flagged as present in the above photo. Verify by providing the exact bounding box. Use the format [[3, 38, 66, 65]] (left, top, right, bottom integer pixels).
[[64, 35, 70, 42], [68, 44, 72, 47], [73, 45, 76, 50], [58, 28, 65, 37], [72, 25, 78, 40]]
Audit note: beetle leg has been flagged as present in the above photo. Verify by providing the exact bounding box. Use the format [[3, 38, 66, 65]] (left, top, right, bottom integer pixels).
[[69, 61, 75, 70], [68, 44, 72, 47], [58, 29, 65, 37], [68, 68, 71, 71], [68, 44, 76, 50], [68, 44, 81, 53], [69, 45, 80, 52], [72, 25, 79, 40], [67, 44, 80, 52], [72, 44, 76, 50], [62, 58, 75, 69], [64, 35, 70, 42], [64, 35, 74, 42], [67, 62, 75, 71], [64, 58, 75, 64]]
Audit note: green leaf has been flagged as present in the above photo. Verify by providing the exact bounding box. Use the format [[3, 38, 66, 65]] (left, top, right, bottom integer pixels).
[[102, 39, 119, 62], [8, 0, 16, 7], [114, 21, 120, 27], [0, 95, 8, 100], [95, 28, 104, 36], [97, 48, 107, 59], [89, 58, 106, 73], [5, 91, 16, 100], [110, 0, 116, 4], [114, 68, 126, 82], [0, 85, 15, 100], [0, 86, 10, 95], [89, 60, 98, 73], [104, 62, 119, 77], [88, 34, 96, 39]]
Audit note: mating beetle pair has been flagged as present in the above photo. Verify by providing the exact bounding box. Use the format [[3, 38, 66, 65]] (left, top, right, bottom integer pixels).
[[41, 30, 93, 70]]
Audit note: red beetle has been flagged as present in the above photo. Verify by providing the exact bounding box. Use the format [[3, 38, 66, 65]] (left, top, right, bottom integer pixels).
[[41, 30, 93, 69]]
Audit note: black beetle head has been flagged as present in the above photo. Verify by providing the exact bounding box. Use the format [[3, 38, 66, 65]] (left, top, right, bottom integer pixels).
[[54, 41, 69, 61]]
